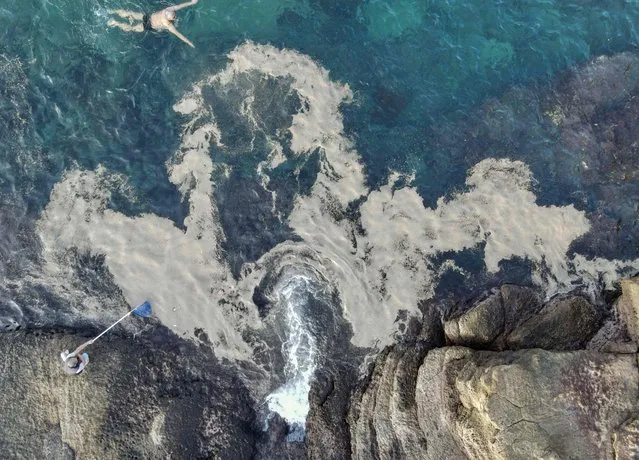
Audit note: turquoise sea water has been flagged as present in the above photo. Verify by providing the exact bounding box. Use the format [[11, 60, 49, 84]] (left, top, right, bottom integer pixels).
[[2, 0, 639, 440], [1, 0, 638, 216]]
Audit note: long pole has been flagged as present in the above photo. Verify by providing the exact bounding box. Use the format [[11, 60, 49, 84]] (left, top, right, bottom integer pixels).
[[91, 309, 135, 343]]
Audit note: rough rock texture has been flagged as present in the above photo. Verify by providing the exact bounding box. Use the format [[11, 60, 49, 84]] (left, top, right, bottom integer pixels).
[[444, 285, 542, 349], [413, 347, 638, 460], [506, 296, 600, 350], [342, 313, 445, 460], [305, 311, 444, 460], [443, 292, 504, 348], [253, 413, 307, 460], [341, 283, 639, 460], [348, 343, 639, 460], [618, 277, 639, 343], [348, 345, 432, 460], [0, 328, 257, 460], [613, 416, 639, 460], [306, 363, 360, 460], [444, 285, 601, 351]]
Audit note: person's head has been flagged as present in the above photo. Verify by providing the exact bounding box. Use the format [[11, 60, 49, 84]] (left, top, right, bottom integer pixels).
[[165, 10, 177, 21], [66, 357, 79, 368]]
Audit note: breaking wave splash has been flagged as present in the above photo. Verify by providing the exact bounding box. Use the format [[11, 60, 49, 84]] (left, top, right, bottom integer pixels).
[[265, 273, 319, 440]]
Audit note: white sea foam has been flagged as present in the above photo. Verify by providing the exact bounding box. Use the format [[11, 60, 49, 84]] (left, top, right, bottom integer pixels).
[[345, 158, 592, 342], [568, 254, 639, 295], [37, 41, 633, 352], [35, 42, 639, 428], [38, 138, 257, 362], [265, 274, 317, 439], [215, 42, 367, 204], [358, 159, 591, 291]]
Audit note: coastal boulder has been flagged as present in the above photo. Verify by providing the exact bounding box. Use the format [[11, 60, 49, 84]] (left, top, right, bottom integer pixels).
[[444, 285, 543, 350], [618, 277, 639, 343], [445, 285, 601, 351], [348, 346, 639, 460], [444, 293, 503, 348], [506, 295, 600, 350]]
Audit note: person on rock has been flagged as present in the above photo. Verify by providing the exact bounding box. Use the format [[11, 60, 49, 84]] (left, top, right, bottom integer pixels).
[[60, 339, 93, 375], [107, 0, 198, 48]]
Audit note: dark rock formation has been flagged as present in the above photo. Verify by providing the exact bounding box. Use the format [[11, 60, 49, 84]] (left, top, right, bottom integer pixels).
[[253, 412, 307, 460], [428, 52, 639, 261], [444, 285, 601, 351], [0, 327, 257, 459], [443, 285, 539, 349], [307, 365, 359, 460], [506, 296, 600, 350], [306, 308, 445, 460]]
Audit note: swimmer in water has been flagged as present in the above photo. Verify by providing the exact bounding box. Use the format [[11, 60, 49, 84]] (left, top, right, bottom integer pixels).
[[107, 0, 198, 48]]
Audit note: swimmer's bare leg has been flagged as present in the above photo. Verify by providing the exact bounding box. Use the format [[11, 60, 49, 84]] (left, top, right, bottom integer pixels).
[[108, 10, 144, 21], [107, 20, 144, 32]]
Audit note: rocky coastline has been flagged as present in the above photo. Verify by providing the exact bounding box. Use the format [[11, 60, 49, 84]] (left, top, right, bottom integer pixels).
[[1, 49, 639, 459], [308, 281, 639, 460], [2, 279, 637, 459]]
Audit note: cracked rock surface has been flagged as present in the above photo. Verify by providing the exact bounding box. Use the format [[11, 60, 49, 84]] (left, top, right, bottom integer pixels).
[[338, 281, 639, 460], [413, 347, 638, 460]]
